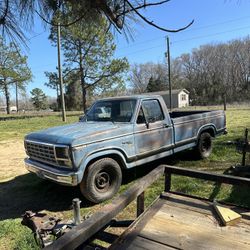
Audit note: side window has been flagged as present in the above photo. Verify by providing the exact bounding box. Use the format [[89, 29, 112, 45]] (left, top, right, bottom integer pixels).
[[140, 100, 164, 123], [136, 107, 146, 124]]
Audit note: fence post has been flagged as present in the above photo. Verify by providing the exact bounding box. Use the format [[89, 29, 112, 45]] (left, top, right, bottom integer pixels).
[[137, 192, 145, 217], [242, 128, 248, 166], [165, 169, 171, 192]]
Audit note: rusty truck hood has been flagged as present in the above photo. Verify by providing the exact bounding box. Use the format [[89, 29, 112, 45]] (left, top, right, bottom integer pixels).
[[25, 122, 132, 146]]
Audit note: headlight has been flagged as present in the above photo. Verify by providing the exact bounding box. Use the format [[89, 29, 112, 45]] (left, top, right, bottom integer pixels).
[[55, 146, 72, 167], [55, 146, 69, 159]]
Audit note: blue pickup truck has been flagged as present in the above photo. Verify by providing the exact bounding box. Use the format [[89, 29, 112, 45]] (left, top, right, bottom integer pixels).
[[24, 95, 227, 203]]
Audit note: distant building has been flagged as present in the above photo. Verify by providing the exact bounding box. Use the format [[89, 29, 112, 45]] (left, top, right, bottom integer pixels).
[[0, 106, 17, 113], [147, 89, 190, 108], [10, 106, 17, 112], [0, 106, 6, 112]]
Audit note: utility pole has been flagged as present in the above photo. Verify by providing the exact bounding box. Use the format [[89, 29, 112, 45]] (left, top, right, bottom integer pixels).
[[57, 22, 66, 122], [165, 36, 172, 111], [15, 82, 18, 112]]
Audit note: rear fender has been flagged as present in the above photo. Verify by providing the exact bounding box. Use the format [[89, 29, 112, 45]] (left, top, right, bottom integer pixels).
[[197, 124, 216, 139]]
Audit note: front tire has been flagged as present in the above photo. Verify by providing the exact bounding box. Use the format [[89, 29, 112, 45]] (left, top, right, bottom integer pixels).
[[196, 132, 212, 159], [80, 158, 122, 203]]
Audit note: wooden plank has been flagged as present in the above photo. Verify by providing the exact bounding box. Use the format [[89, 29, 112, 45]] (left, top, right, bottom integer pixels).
[[161, 192, 213, 215], [213, 202, 242, 226], [162, 192, 250, 224], [45, 165, 165, 250], [121, 236, 176, 250], [109, 198, 166, 250], [111, 193, 250, 250], [139, 201, 250, 250], [158, 203, 250, 238]]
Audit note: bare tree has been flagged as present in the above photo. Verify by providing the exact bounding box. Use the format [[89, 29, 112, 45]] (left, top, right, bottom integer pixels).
[[130, 62, 168, 93], [170, 37, 250, 106]]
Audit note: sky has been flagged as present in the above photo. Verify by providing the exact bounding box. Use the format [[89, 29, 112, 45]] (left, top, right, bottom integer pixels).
[[5, 0, 250, 99]]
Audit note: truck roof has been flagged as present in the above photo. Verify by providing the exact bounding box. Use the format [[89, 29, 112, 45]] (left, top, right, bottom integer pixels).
[[95, 94, 162, 101]]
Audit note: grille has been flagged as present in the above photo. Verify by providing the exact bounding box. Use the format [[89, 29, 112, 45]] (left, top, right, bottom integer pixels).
[[25, 141, 57, 165]]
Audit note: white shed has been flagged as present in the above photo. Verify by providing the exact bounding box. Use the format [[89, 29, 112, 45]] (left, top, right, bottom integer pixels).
[[0, 106, 17, 113], [147, 89, 189, 109]]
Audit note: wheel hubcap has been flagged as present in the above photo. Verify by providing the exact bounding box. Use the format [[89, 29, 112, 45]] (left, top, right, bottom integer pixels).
[[202, 138, 211, 151], [95, 172, 110, 191]]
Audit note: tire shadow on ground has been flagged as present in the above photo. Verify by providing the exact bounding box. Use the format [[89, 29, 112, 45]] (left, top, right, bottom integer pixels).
[[0, 173, 93, 220], [0, 149, 198, 220]]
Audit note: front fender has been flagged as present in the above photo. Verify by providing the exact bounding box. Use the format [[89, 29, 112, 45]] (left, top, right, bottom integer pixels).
[[77, 149, 128, 183]]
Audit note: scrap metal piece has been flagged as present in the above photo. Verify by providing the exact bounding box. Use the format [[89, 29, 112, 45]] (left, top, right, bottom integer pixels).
[[21, 199, 83, 248], [21, 211, 62, 247]]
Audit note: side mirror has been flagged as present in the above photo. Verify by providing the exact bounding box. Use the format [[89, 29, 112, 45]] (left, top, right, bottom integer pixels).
[[79, 115, 86, 122]]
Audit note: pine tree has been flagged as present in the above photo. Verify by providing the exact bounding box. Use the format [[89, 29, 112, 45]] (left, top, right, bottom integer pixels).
[[49, 16, 129, 111], [30, 88, 48, 110]]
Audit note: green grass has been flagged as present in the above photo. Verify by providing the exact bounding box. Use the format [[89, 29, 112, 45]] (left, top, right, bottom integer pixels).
[[0, 219, 39, 250], [0, 106, 250, 249], [0, 115, 79, 141]]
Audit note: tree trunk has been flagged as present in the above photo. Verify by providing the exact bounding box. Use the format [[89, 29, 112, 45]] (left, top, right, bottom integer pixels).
[[79, 46, 87, 112], [82, 83, 87, 112], [56, 83, 60, 110], [15, 82, 19, 112], [223, 93, 227, 111], [3, 80, 10, 114]]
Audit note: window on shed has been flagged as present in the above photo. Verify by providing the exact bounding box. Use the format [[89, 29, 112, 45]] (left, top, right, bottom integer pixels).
[[181, 94, 187, 101]]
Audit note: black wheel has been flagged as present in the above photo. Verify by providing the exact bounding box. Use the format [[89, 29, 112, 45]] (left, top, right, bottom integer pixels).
[[196, 132, 212, 159], [80, 158, 122, 203]]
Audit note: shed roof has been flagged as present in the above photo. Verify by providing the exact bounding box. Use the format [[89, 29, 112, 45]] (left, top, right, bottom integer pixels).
[[145, 89, 189, 95]]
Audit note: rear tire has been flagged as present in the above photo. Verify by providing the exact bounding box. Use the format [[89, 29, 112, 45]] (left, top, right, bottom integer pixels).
[[80, 158, 122, 203], [196, 132, 212, 159]]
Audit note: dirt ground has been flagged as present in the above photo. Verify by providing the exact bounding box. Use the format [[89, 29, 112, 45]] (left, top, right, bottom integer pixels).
[[0, 140, 28, 182]]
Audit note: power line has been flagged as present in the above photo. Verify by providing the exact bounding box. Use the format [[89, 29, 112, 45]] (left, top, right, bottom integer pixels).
[[30, 21, 250, 71], [172, 25, 250, 44], [116, 44, 163, 57], [27, 31, 46, 41], [117, 15, 250, 51], [116, 24, 250, 58]]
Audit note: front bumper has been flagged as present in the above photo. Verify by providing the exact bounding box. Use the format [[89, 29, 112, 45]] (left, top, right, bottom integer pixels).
[[25, 158, 79, 186]]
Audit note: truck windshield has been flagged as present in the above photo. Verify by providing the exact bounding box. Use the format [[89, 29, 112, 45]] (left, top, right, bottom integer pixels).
[[86, 99, 137, 122]]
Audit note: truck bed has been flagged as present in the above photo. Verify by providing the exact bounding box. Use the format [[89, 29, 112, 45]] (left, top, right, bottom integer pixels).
[[111, 192, 250, 250], [170, 110, 214, 118], [170, 110, 226, 147]]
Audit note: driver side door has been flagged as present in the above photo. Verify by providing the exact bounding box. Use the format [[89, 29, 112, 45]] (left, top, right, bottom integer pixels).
[[134, 99, 173, 158]]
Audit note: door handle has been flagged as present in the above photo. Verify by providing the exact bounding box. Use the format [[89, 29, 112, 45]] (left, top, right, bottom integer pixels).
[[163, 123, 171, 128]]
